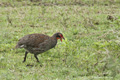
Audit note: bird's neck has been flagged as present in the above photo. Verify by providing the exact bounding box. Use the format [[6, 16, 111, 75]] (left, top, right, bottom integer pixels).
[[50, 36, 57, 48]]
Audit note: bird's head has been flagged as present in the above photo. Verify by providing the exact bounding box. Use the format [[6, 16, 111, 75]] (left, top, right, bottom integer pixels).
[[54, 32, 65, 42]]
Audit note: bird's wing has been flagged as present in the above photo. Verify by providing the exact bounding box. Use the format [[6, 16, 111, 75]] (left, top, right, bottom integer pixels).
[[17, 33, 50, 48], [32, 39, 51, 51]]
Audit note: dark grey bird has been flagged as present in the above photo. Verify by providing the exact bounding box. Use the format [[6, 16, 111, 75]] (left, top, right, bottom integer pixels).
[[15, 32, 65, 62]]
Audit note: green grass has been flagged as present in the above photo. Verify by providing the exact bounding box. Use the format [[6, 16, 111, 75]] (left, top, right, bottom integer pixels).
[[0, 0, 120, 80]]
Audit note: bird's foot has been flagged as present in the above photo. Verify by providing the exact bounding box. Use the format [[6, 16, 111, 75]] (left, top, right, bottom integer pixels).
[[37, 60, 40, 63], [22, 60, 26, 63]]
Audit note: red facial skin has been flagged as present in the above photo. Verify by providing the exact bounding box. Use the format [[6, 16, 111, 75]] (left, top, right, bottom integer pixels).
[[56, 34, 65, 42]]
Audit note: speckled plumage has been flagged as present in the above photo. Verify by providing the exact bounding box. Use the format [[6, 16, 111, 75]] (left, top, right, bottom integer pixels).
[[15, 32, 64, 62]]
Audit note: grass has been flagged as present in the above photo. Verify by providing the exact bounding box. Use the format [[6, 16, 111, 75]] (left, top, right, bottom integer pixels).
[[0, 0, 120, 80]]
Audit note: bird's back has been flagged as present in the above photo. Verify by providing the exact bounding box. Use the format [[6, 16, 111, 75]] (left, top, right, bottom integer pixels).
[[15, 33, 50, 48]]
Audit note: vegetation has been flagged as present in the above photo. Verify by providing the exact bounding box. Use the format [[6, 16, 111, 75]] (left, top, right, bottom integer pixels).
[[0, 0, 120, 79]]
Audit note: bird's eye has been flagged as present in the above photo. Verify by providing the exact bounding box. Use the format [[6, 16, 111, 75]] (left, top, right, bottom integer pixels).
[[59, 34, 62, 37], [58, 34, 60, 36]]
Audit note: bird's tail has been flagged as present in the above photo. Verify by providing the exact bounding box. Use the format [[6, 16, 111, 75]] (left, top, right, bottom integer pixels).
[[15, 44, 19, 49]]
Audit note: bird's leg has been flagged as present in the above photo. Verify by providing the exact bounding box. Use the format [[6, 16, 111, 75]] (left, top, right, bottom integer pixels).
[[34, 54, 40, 62], [23, 51, 28, 63]]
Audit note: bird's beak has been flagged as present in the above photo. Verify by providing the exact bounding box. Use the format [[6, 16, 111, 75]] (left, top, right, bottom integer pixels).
[[63, 37, 65, 40], [60, 37, 65, 42]]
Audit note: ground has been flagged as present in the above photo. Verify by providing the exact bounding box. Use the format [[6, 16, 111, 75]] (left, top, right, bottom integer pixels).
[[0, 0, 120, 80]]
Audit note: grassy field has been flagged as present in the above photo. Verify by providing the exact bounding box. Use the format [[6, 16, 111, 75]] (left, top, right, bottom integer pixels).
[[0, 0, 120, 80]]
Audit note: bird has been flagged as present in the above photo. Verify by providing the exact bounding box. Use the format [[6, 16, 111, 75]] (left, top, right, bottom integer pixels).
[[15, 32, 65, 62]]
